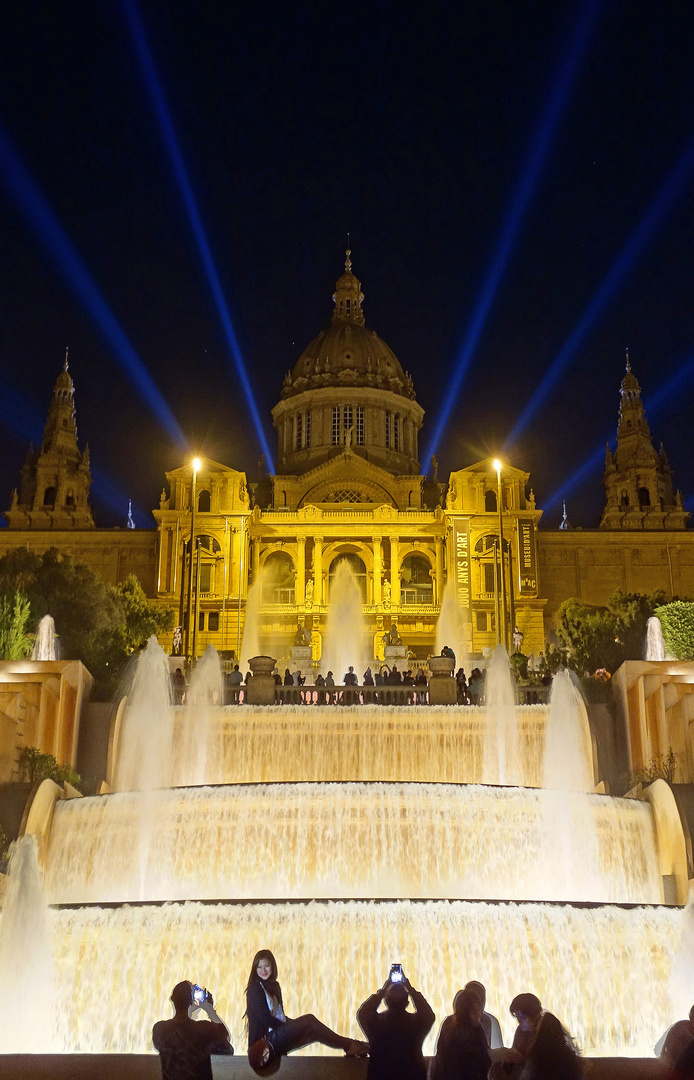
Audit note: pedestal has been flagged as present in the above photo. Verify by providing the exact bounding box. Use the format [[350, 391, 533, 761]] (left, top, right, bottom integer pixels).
[[384, 645, 407, 665], [428, 655, 457, 705], [289, 646, 313, 672], [246, 656, 277, 706]]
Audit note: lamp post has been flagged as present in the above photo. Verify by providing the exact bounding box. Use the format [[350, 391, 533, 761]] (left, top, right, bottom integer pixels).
[[184, 457, 201, 660], [493, 459, 508, 651]]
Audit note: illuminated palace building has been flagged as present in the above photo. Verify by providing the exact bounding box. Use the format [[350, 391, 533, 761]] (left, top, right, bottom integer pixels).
[[3, 255, 694, 663]]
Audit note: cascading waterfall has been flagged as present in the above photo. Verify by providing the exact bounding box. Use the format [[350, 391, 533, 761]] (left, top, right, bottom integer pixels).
[[323, 559, 368, 679], [44, 783, 663, 905], [0, 835, 57, 1052], [484, 646, 520, 785]]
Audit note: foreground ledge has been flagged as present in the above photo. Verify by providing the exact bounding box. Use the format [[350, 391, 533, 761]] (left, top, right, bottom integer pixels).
[[0, 1055, 669, 1079]]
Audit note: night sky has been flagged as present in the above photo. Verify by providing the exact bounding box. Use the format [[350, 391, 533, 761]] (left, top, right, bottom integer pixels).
[[1, 0, 694, 529]]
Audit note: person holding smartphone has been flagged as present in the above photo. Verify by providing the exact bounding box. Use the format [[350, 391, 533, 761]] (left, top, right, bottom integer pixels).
[[245, 948, 368, 1064], [357, 965, 435, 1080], [152, 980, 233, 1080]]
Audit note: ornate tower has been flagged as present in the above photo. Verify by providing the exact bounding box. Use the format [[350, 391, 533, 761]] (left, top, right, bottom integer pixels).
[[600, 355, 688, 530], [5, 356, 95, 529]]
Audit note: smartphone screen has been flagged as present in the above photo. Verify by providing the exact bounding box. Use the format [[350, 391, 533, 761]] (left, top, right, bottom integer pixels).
[[389, 964, 404, 983], [192, 984, 206, 1005]]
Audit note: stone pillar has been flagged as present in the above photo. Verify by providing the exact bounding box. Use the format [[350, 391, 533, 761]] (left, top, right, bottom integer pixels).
[[296, 535, 306, 604], [373, 536, 382, 605], [251, 536, 260, 584], [390, 536, 401, 607], [313, 536, 324, 605], [435, 537, 445, 605]]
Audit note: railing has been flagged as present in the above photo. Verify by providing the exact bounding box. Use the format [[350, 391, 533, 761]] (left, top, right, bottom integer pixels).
[[275, 684, 430, 706]]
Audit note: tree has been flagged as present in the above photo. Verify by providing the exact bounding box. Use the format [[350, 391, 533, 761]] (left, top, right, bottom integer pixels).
[[557, 589, 674, 675], [0, 548, 173, 696], [0, 591, 33, 659]]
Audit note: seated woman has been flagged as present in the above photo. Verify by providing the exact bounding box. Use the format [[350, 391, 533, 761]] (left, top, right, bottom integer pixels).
[[429, 988, 490, 1080], [245, 949, 368, 1063]]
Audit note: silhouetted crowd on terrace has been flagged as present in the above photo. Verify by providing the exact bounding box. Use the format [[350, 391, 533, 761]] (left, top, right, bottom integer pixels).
[[153, 958, 694, 1080]]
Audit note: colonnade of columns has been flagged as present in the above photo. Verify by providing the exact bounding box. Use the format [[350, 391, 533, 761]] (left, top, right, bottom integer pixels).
[[249, 533, 446, 608]]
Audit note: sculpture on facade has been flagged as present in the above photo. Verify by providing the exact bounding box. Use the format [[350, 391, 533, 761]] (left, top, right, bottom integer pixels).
[[382, 578, 391, 608], [383, 623, 403, 647]]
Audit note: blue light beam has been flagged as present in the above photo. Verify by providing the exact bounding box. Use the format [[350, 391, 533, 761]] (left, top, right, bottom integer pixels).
[[121, 0, 276, 472], [0, 376, 148, 523], [0, 121, 187, 452], [544, 351, 694, 514], [423, 0, 603, 465], [506, 135, 694, 449]]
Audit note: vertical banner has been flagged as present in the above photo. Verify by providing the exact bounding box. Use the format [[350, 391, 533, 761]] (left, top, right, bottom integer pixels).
[[452, 517, 472, 623], [517, 518, 538, 594]]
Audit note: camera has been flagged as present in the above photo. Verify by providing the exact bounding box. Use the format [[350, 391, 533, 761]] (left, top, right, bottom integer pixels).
[[389, 964, 404, 983], [192, 984, 208, 1006]]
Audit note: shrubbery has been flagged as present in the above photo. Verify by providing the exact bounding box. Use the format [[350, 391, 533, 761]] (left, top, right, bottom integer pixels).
[[21, 745, 81, 790], [555, 589, 675, 675], [654, 601, 694, 660]]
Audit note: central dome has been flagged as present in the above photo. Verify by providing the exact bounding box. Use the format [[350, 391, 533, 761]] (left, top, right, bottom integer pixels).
[[272, 253, 424, 479], [281, 252, 415, 401]]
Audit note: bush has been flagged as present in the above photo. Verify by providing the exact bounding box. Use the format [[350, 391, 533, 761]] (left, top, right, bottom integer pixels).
[[21, 746, 81, 790], [654, 601, 694, 660], [0, 591, 33, 659]]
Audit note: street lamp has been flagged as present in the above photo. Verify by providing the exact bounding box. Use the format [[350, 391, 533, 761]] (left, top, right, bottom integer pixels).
[[184, 457, 202, 660], [493, 459, 508, 651]]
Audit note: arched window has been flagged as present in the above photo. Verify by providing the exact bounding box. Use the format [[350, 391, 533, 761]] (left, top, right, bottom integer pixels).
[[638, 486, 651, 507], [328, 553, 367, 603], [262, 551, 295, 605], [43, 486, 56, 508], [186, 533, 221, 554], [485, 490, 497, 513], [198, 490, 211, 513], [65, 489, 75, 508], [401, 554, 433, 604]]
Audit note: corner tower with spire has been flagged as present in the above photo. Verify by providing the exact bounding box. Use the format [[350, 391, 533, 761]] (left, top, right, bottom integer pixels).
[[600, 354, 688, 530], [5, 355, 95, 529]]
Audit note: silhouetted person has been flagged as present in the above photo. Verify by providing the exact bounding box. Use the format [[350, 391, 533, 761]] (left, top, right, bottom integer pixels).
[[363, 667, 375, 685], [172, 667, 186, 704], [456, 669, 468, 704], [388, 665, 402, 685], [344, 665, 358, 685], [464, 981, 503, 1050], [672, 1039, 694, 1079], [152, 980, 233, 1080], [490, 994, 581, 1080], [441, 645, 456, 666], [430, 987, 490, 1080], [283, 668, 293, 686], [657, 1005, 694, 1067], [228, 664, 243, 685], [358, 974, 434, 1080]]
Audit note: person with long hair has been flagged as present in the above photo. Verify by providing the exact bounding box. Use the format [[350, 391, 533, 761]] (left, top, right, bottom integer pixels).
[[429, 988, 490, 1080], [244, 949, 368, 1064], [522, 1010, 583, 1080]]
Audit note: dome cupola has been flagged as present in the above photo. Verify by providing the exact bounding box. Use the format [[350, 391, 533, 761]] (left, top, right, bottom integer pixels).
[[272, 253, 424, 478]]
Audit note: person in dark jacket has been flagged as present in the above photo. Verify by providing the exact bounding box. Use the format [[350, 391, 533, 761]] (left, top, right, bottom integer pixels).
[[244, 949, 367, 1061], [153, 980, 233, 1080], [429, 987, 490, 1080], [357, 973, 434, 1080]]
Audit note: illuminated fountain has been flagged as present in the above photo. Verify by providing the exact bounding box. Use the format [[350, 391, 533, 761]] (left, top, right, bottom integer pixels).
[[32, 613, 58, 661], [322, 557, 368, 678], [434, 578, 468, 667], [646, 615, 667, 661], [484, 645, 521, 785], [4, 639, 690, 1058]]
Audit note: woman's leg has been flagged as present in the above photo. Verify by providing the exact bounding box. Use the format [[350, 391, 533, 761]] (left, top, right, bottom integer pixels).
[[268, 1014, 351, 1055]]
